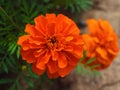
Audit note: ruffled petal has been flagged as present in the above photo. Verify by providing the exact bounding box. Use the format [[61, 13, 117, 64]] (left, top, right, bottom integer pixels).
[[107, 49, 118, 56], [87, 19, 99, 36], [32, 63, 45, 75], [96, 47, 108, 60], [64, 46, 73, 52], [36, 50, 51, 70], [56, 14, 80, 35], [51, 50, 58, 61], [17, 35, 29, 46], [64, 52, 79, 66], [82, 34, 96, 54], [34, 49, 45, 57], [34, 15, 47, 36], [97, 58, 111, 68], [36, 63, 46, 70], [47, 60, 58, 74], [47, 72, 59, 79], [29, 36, 45, 45], [98, 19, 114, 34], [63, 23, 80, 36], [58, 53, 68, 68], [58, 65, 74, 77], [25, 24, 42, 36], [20, 49, 36, 63], [65, 36, 74, 41], [46, 23, 55, 36]]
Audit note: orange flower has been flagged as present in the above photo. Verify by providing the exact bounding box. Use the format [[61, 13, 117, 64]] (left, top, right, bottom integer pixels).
[[82, 19, 119, 70], [17, 14, 84, 78]]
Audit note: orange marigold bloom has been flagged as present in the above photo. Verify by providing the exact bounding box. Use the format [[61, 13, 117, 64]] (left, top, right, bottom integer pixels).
[[17, 14, 84, 78], [82, 19, 119, 70]]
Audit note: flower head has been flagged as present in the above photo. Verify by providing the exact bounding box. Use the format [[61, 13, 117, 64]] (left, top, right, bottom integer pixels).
[[17, 14, 84, 78], [82, 19, 119, 70]]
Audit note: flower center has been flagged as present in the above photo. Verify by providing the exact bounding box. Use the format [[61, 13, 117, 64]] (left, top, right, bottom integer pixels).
[[50, 37, 57, 44], [46, 36, 58, 49]]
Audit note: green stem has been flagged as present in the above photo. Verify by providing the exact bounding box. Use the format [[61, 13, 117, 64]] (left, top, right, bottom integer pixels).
[[0, 6, 21, 32]]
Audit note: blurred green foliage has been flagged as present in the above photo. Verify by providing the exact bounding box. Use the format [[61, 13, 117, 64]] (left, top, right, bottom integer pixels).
[[0, 0, 94, 89], [54, 0, 93, 13], [76, 51, 101, 77]]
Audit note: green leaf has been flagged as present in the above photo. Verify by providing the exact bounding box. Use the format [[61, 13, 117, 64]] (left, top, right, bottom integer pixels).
[[29, 2, 36, 14], [16, 80, 23, 90], [76, 5, 81, 12], [6, 57, 14, 68], [80, 50, 87, 61], [46, 78, 54, 85], [17, 46, 20, 59], [85, 57, 96, 65], [94, 70, 102, 77], [24, 77, 34, 88], [85, 0, 93, 5], [8, 56, 16, 66], [28, 65, 39, 79], [30, 11, 39, 19], [69, 4, 75, 13], [21, 7, 28, 15], [81, 64, 87, 76], [2, 62, 8, 73], [9, 84, 15, 90], [91, 64, 99, 69], [43, 0, 50, 3], [10, 43, 17, 55], [76, 63, 81, 73], [89, 68, 94, 77], [8, 42, 16, 53], [0, 6, 21, 31], [22, 0, 29, 14], [0, 78, 14, 84]]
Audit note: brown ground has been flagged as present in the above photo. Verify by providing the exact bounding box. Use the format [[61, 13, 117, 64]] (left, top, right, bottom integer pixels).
[[52, 0, 120, 90]]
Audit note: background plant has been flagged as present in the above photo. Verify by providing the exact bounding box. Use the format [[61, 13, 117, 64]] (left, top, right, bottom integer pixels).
[[53, 0, 93, 13]]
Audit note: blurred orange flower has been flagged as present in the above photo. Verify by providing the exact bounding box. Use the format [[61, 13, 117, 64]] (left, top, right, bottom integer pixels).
[[17, 14, 84, 78], [82, 19, 119, 70]]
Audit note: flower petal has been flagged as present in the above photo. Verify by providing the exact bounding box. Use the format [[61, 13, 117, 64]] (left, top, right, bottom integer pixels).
[[96, 47, 108, 60], [47, 72, 59, 79], [34, 15, 47, 36], [20, 49, 36, 63], [65, 36, 74, 41], [58, 65, 74, 77], [36, 50, 51, 70], [46, 23, 55, 36], [58, 53, 68, 68], [107, 49, 118, 56], [34, 49, 45, 57], [36, 63, 46, 70], [25, 24, 41, 36], [87, 19, 99, 36], [98, 19, 114, 34], [65, 52, 79, 66], [47, 60, 58, 74], [51, 50, 58, 61], [64, 46, 73, 52], [32, 63, 45, 75], [56, 14, 80, 35], [17, 35, 29, 45]]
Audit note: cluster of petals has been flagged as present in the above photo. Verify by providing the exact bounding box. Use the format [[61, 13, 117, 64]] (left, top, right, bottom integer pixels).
[[82, 19, 119, 70], [17, 14, 84, 78]]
